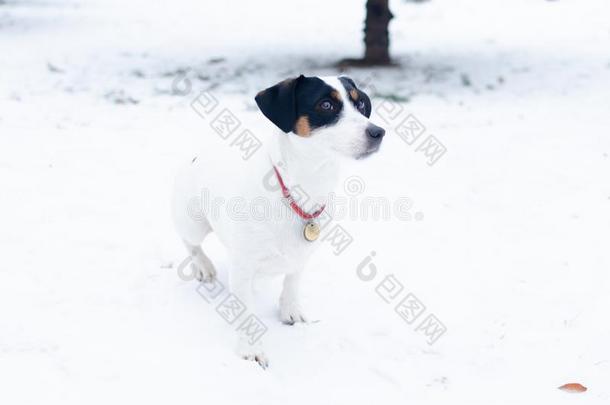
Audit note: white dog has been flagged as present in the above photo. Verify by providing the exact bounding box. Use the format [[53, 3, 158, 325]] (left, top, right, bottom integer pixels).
[[172, 75, 385, 368]]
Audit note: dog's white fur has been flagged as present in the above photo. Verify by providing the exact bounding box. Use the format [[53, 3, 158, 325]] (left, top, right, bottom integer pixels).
[[172, 76, 378, 367]]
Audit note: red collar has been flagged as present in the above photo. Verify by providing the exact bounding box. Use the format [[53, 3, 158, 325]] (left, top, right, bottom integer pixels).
[[273, 165, 325, 220]]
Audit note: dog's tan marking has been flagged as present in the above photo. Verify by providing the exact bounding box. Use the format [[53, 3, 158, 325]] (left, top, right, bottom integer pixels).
[[349, 89, 359, 101], [295, 115, 311, 137], [330, 90, 341, 101]]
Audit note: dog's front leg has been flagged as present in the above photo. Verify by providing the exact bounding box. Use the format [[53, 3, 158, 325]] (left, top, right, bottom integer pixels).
[[229, 266, 268, 369], [280, 271, 308, 325]]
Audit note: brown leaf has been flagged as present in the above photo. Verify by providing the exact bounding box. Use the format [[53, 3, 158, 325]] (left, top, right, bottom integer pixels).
[[558, 383, 587, 393]]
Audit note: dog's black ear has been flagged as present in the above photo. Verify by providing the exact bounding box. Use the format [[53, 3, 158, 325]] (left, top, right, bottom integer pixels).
[[254, 75, 304, 133], [339, 76, 357, 89]]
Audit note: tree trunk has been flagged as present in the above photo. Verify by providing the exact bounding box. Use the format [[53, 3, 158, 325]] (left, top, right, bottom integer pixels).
[[338, 0, 394, 67], [363, 0, 393, 65]]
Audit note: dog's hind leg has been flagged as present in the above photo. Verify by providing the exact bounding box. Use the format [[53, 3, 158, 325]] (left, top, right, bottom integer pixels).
[[181, 219, 217, 283], [172, 164, 219, 283], [183, 239, 217, 283]]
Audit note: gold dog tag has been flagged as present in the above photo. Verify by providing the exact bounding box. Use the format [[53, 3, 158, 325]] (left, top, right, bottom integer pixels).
[[303, 221, 320, 242]]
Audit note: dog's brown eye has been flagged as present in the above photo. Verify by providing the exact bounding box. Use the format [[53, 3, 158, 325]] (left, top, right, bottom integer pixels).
[[319, 100, 334, 111]]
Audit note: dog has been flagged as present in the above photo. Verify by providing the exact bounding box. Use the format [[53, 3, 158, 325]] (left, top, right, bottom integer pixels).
[[172, 75, 385, 368]]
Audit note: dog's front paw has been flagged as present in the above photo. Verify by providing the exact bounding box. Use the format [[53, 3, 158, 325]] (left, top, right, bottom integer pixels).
[[237, 340, 268, 369], [279, 301, 308, 325], [242, 351, 269, 369]]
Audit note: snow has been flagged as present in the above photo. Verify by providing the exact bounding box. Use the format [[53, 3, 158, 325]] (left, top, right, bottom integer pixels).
[[1, 0, 609, 403]]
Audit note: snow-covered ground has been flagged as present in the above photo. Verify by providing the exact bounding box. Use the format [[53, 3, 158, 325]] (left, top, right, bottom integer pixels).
[[1, 0, 609, 403]]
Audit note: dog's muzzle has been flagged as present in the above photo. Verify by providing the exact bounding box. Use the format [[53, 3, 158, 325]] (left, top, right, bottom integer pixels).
[[357, 124, 385, 159], [366, 124, 385, 140]]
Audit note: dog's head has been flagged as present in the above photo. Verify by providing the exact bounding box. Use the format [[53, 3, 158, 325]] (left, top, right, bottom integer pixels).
[[255, 75, 385, 159]]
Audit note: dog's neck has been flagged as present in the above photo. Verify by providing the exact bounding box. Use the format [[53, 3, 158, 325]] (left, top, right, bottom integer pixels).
[[270, 134, 340, 211]]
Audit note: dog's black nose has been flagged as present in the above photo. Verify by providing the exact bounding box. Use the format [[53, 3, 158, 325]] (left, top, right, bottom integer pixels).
[[366, 124, 385, 139]]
